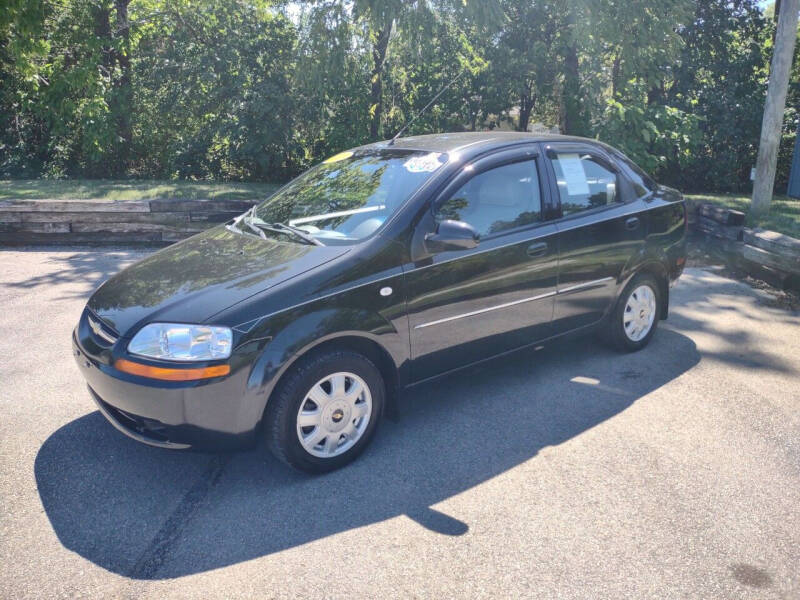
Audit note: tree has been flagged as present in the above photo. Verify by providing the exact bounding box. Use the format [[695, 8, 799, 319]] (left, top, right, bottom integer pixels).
[[291, 2, 372, 163], [382, 4, 488, 137], [347, 0, 500, 141], [559, 4, 588, 136], [0, 0, 794, 191], [487, 0, 561, 132], [131, 0, 297, 180], [0, 0, 49, 176], [0, 0, 135, 177], [649, 0, 771, 191]]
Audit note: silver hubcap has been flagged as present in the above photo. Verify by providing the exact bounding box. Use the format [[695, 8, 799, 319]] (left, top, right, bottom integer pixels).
[[296, 372, 372, 458], [623, 284, 657, 342]]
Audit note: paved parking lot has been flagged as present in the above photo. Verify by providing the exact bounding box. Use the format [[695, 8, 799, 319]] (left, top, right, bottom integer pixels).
[[1, 247, 799, 599]]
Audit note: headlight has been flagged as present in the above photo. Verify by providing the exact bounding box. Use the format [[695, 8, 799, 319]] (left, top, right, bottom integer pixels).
[[128, 323, 232, 361]]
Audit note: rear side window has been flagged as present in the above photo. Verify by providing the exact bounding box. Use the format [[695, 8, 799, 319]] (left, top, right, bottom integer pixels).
[[548, 151, 619, 215], [435, 160, 542, 237], [607, 147, 657, 197]]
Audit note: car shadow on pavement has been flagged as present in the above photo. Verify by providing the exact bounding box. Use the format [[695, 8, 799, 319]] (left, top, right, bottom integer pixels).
[[35, 328, 700, 580]]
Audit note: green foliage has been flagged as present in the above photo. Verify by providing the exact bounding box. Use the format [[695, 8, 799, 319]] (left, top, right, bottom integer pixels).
[[664, 0, 774, 192], [2, 0, 114, 176], [0, 0, 797, 195], [290, 1, 372, 162], [383, 5, 488, 136], [597, 98, 704, 175], [481, 0, 563, 131], [131, 0, 297, 181]]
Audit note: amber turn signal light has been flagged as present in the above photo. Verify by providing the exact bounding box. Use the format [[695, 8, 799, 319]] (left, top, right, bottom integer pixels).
[[115, 358, 230, 381]]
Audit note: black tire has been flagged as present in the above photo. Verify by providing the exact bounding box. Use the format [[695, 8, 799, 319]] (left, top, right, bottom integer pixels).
[[265, 350, 385, 473], [604, 273, 662, 352]]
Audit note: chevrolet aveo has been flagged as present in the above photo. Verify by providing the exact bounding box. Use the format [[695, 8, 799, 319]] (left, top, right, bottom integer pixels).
[[73, 132, 687, 473]]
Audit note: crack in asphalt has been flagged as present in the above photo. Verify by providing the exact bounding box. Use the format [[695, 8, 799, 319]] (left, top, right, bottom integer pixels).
[[128, 454, 231, 580]]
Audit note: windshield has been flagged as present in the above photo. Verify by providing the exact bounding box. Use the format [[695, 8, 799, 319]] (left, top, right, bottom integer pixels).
[[247, 148, 447, 245]]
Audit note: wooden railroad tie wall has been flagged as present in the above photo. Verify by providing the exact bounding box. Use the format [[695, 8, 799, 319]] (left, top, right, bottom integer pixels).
[[0, 198, 258, 245], [689, 201, 800, 281]]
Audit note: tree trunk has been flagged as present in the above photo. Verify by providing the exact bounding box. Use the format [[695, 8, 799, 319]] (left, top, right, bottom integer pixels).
[[647, 82, 664, 105], [369, 20, 392, 141], [113, 0, 132, 175], [752, 0, 799, 215], [561, 9, 586, 136], [91, 3, 115, 176], [92, 3, 113, 73], [611, 54, 621, 98], [562, 41, 583, 135], [518, 85, 534, 132]]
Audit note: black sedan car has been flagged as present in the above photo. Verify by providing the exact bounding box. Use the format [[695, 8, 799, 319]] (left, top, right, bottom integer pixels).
[[73, 132, 687, 473]]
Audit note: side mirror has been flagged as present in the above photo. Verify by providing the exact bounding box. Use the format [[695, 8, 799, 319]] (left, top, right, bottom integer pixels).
[[424, 219, 479, 253]]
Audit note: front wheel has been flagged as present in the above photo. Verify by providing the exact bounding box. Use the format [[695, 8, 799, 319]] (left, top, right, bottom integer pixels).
[[265, 350, 384, 473], [605, 274, 661, 352]]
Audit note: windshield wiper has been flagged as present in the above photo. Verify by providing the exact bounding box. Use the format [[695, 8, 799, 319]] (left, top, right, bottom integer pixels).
[[268, 222, 324, 246], [227, 208, 267, 240], [244, 214, 323, 246], [242, 220, 268, 240]]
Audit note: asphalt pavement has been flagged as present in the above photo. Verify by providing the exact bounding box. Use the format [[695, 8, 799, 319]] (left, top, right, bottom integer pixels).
[[1, 247, 798, 599]]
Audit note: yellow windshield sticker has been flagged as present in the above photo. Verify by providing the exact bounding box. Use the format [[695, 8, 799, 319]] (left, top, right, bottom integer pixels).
[[323, 151, 353, 164]]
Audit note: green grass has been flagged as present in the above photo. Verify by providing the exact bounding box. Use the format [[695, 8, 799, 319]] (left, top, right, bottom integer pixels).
[[0, 179, 281, 202], [687, 193, 800, 239]]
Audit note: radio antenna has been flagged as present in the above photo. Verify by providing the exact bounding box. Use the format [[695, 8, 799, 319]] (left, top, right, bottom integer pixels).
[[388, 69, 466, 145]]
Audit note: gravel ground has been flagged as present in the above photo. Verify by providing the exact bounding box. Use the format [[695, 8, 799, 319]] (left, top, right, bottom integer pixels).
[[1, 247, 798, 599]]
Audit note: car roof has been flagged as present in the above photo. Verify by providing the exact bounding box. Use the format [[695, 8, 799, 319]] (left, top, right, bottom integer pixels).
[[363, 131, 596, 156]]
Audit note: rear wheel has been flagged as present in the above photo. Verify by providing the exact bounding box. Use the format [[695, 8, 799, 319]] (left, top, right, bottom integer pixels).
[[265, 350, 384, 473], [605, 274, 661, 352]]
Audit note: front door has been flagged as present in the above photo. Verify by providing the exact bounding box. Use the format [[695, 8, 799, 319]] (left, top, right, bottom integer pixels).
[[404, 150, 559, 383]]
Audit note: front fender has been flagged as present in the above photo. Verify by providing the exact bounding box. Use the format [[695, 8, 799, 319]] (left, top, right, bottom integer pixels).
[[234, 303, 408, 433]]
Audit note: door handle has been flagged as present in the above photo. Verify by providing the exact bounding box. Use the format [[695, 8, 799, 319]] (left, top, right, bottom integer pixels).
[[625, 217, 640, 230], [526, 242, 548, 257]]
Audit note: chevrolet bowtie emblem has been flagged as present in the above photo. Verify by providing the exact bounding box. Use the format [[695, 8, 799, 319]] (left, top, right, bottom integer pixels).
[[89, 317, 103, 336], [87, 316, 116, 343]]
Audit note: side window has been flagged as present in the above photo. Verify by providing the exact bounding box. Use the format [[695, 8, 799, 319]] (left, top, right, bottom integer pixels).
[[549, 151, 619, 215], [434, 160, 541, 237], [608, 148, 657, 197]]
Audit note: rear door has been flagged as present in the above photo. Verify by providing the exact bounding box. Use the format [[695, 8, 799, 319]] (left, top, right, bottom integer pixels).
[[404, 146, 558, 382], [543, 142, 647, 333]]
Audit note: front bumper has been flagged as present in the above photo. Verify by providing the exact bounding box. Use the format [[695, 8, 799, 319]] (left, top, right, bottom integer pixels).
[[72, 329, 260, 450]]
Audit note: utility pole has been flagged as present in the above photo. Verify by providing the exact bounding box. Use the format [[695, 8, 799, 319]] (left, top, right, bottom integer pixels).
[[752, 0, 799, 215]]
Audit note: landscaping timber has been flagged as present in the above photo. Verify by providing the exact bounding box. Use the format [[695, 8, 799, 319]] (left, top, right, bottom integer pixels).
[[0, 197, 257, 245]]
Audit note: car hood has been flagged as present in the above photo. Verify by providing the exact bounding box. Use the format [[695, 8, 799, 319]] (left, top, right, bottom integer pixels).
[[87, 227, 349, 336]]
